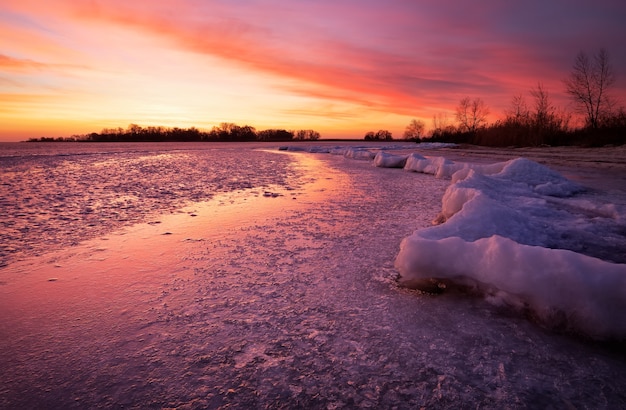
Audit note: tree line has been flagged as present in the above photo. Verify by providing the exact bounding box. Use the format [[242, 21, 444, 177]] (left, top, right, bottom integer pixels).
[[28, 49, 623, 147], [400, 49, 626, 147], [28, 123, 321, 143]]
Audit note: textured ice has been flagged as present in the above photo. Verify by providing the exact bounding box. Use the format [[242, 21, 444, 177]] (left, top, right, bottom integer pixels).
[[394, 157, 626, 339], [1, 142, 625, 409], [373, 151, 408, 168], [301, 144, 626, 339], [0, 142, 297, 266]]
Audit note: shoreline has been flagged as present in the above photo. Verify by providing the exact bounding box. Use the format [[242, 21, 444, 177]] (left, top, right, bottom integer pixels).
[[416, 144, 626, 193]]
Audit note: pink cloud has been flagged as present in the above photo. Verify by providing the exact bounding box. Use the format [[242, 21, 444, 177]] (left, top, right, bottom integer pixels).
[[75, 1, 602, 115], [2, 0, 625, 138], [61, 1, 482, 116]]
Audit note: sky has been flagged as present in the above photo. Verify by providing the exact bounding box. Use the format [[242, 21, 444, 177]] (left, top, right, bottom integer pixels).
[[1, 0, 626, 141]]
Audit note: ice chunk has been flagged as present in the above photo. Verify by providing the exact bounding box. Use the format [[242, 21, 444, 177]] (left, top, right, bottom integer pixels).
[[403, 155, 472, 179], [344, 148, 376, 160], [403, 153, 429, 173], [493, 158, 583, 197], [373, 152, 408, 168], [395, 157, 626, 340], [395, 234, 626, 339]]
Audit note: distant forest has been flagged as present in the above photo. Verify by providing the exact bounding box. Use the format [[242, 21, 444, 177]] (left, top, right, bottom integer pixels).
[[27, 123, 321, 143]]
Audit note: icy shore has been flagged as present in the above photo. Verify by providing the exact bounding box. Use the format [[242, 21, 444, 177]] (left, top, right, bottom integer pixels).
[[292, 143, 626, 339], [1, 142, 625, 408], [0, 143, 297, 267], [396, 156, 626, 339]]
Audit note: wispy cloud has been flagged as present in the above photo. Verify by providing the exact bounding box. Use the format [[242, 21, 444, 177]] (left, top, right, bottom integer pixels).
[[68, 1, 495, 115], [0, 54, 49, 71], [0, 53, 89, 73], [1, 0, 625, 140]]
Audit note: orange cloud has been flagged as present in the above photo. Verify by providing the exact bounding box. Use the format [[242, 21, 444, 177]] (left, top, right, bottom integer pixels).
[[0, 54, 48, 71], [66, 2, 452, 116]]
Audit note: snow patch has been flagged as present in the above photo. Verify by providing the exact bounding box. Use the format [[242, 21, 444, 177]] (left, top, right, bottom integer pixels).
[[395, 234, 626, 339], [395, 158, 626, 340]]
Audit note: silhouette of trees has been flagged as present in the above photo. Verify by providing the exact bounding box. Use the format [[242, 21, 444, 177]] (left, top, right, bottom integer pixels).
[[428, 113, 457, 142], [461, 85, 571, 147], [86, 124, 203, 142], [364, 130, 392, 140], [564, 49, 616, 129], [403, 119, 425, 141], [27, 136, 78, 142], [295, 129, 321, 140], [257, 129, 294, 141], [505, 94, 531, 127], [455, 97, 489, 133], [526, 83, 570, 145], [530, 83, 555, 129], [479, 94, 533, 147], [207, 123, 257, 141], [531, 83, 569, 132], [45, 123, 321, 143]]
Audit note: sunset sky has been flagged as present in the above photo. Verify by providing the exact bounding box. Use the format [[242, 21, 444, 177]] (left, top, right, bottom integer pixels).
[[1, 0, 625, 141]]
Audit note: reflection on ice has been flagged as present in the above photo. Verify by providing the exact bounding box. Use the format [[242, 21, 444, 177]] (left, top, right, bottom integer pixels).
[[2, 142, 626, 408], [0, 145, 296, 267]]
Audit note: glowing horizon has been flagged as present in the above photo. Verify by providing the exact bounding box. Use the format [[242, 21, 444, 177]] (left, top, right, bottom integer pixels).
[[1, 0, 625, 141]]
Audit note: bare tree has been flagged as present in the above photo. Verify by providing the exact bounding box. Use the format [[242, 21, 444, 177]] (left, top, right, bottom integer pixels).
[[403, 119, 425, 140], [505, 94, 530, 126], [295, 129, 321, 140], [431, 113, 455, 137], [530, 83, 555, 130], [527, 83, 571, 145], [455, 97, 489, 132], [564, 48, 616, 129], [431, 113, 449, 132]]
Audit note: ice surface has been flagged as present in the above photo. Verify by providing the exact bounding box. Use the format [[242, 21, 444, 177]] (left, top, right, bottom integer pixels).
[[0, 142, 297, 267], [281, 142, 456, 158], [2, 142, 626, 408], [298, 144, 626, 339]]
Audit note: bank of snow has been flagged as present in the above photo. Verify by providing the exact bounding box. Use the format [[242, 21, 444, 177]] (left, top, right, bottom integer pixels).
[[284, 145, 626, 340], [396, 157, 626, 340]]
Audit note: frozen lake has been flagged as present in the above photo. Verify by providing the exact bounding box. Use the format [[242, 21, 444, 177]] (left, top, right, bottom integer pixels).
[[1, 142, 625, 408]]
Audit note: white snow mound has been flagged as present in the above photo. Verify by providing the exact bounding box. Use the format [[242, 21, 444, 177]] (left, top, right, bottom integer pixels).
[[395, 157, 626, 340], [374, 152, 409, 168]]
